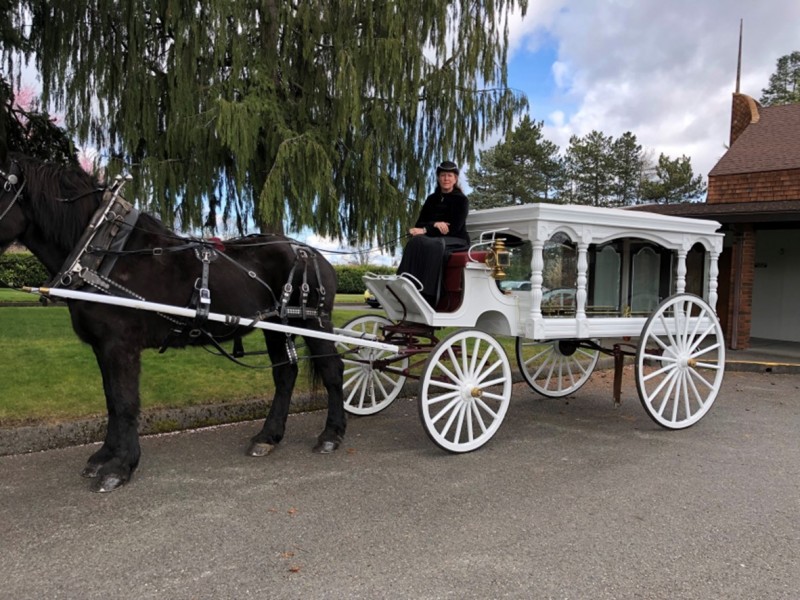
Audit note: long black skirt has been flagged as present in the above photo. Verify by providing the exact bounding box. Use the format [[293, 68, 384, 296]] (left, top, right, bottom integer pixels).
[[397, 235, 469, 306]]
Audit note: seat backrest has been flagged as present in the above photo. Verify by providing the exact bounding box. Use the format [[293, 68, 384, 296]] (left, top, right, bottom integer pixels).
[[436, 251, 489, 312]]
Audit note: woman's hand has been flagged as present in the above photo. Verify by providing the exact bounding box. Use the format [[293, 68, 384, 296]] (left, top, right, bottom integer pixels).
[[409, 227, 426, 236], [434, 222, 450, 235]]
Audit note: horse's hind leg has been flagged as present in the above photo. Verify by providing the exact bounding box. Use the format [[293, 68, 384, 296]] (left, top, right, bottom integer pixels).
[[83, 343, 143, 492], [304, 336, 345, 454], [247, 331, 299, 457]]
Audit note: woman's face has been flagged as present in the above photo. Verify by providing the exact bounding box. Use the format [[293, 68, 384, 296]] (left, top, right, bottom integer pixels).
[[438, 171, 457, 193]]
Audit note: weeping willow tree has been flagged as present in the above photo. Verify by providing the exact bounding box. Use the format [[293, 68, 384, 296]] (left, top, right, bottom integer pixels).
[[3, 0, 528, 244]]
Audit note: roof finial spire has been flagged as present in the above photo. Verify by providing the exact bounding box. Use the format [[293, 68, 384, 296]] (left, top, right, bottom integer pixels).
[[735, 18, 743, 94]]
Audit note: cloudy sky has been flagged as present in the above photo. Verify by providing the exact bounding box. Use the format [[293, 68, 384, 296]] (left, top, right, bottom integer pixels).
[[498, 0, 800, 180]]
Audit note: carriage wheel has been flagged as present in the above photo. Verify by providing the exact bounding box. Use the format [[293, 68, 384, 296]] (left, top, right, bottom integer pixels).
[[419, 329, 512, 453], [516, 338, 599, 398], [635, 294, 725, 429], [337, 315, 408, 416]]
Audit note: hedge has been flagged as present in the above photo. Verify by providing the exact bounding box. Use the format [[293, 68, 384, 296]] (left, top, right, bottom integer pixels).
[[0, 252, 50, 287], [0, 250, 391, 294], [334, 264, 396, 293]]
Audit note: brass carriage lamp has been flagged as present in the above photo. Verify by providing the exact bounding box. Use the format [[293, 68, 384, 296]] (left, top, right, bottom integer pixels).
[[486, 237, 510, 280]]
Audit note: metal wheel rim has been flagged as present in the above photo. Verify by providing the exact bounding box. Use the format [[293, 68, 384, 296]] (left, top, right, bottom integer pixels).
[[635, 294, 725, 429], [419, 329, 511, 453], [516, 338, 599, 398], [337, 315, 408, 416]]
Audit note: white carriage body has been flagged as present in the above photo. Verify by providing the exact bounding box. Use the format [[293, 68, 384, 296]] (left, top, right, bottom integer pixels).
[[364, 203, 723, 341]]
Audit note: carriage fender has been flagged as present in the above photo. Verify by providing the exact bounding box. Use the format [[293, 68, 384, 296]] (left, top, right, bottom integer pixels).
[[474, 310, 514, 337]]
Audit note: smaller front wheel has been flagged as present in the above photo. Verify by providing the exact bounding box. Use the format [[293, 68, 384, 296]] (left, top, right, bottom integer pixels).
[[419, 329, 512, 453]]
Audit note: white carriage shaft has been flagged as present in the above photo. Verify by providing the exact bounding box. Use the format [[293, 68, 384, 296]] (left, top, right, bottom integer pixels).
[[23, 287, 401, 354]]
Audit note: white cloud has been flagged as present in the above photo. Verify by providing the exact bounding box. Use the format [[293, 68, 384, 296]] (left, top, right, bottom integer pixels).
[[508, 0, 800, 176]]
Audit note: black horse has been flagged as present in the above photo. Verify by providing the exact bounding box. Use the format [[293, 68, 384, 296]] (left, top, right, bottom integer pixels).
[[0, 153, 345, 492]]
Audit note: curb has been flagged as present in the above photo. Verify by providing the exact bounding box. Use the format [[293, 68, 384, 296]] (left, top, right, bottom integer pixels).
[[0, 394, 327, 457]]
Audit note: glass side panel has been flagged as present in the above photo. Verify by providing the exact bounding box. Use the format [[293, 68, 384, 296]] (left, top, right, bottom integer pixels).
[[591, 245, 621, 314], [631, 246, 661, 314], [542, 232, 577, 316]]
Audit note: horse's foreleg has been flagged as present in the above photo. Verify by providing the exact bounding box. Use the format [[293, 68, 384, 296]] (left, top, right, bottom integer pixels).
[[84, 343, 142, 492], [247, 332, 298, 457], [306, 337, 346, 454]]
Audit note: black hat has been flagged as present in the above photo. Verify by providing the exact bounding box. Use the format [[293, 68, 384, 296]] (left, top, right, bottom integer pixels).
[[436, 161, 459, 175]]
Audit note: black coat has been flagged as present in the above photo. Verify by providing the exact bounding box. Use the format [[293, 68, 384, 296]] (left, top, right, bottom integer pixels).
[[414, 188, 470, 244]]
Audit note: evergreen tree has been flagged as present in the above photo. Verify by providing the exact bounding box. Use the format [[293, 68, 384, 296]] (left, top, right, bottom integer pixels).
[[640, 153, 706, 204], [468, 116, 562, 209], [611, 132, 645, 206], [760, 51, 800, 107], [2, 0, 528, 243], [562, 131, 615, 207]]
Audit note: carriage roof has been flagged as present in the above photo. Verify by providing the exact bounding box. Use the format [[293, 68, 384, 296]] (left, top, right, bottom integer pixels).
[[466, 202, 723, 252]]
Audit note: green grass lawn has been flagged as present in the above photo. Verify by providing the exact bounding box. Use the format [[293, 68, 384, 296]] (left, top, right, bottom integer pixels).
[[0, 300, 526, 425], [0, 305, 372, 424], [0, 288, 40, 303]]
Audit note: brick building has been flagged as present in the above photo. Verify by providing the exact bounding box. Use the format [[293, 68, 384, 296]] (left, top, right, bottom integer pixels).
[[638, 93, 800, 349]]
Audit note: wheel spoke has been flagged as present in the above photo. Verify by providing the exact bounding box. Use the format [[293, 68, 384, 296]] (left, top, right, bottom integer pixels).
[[470, 401, 489, 434], [474, 396, 499, 418], [439, 399, 465, 438], [475, 359, 503, 386], [649, 367, 679, 413], [642, 360, 679, 381]]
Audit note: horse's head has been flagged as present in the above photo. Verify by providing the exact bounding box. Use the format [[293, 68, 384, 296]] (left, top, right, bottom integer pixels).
[[0, 154, 105, 273], [0, 157, 26, 253]]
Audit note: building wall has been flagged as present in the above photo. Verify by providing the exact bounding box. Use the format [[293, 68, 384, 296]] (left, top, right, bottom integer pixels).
[[708, 168, 800, 203], [722, 226, 755, 349], [751, 229, 800, 342]]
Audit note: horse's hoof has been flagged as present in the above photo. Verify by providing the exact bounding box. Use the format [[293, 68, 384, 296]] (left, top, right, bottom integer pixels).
[[312, 439, 341, 454], [81, 463, 102, 479], [91, 473, 126, 493], [247, 442, 275, 457]]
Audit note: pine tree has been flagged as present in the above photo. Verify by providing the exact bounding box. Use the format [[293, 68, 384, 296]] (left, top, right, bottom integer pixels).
[[760, 51, 800, 107], [640, 153, 706, 204], [2, 0, 528, 243], [562, 131, 615, 207], [468, 116, 562, 209], [611, 132, 645, 206]]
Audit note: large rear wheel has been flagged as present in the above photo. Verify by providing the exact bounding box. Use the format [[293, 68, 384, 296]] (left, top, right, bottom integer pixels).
[[635, 294, 725, 429]]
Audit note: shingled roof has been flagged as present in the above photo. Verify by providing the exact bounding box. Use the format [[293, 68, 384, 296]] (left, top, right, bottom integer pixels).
[[628, 199, 800, 223], [709, 101, 800, 176]]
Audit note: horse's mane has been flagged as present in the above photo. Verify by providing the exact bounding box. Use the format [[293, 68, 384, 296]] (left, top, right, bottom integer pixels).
[[13, 153, 105, 251]]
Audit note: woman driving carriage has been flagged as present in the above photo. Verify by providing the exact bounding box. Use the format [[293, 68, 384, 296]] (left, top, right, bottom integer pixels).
[[397, 161, 470, 307]]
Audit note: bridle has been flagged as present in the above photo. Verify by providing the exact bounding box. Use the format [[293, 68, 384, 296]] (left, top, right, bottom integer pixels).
[[0, 162, 25, 225]]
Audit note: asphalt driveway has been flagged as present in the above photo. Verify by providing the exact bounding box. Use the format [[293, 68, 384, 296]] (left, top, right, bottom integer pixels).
[[1, 367, 799, 599]]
